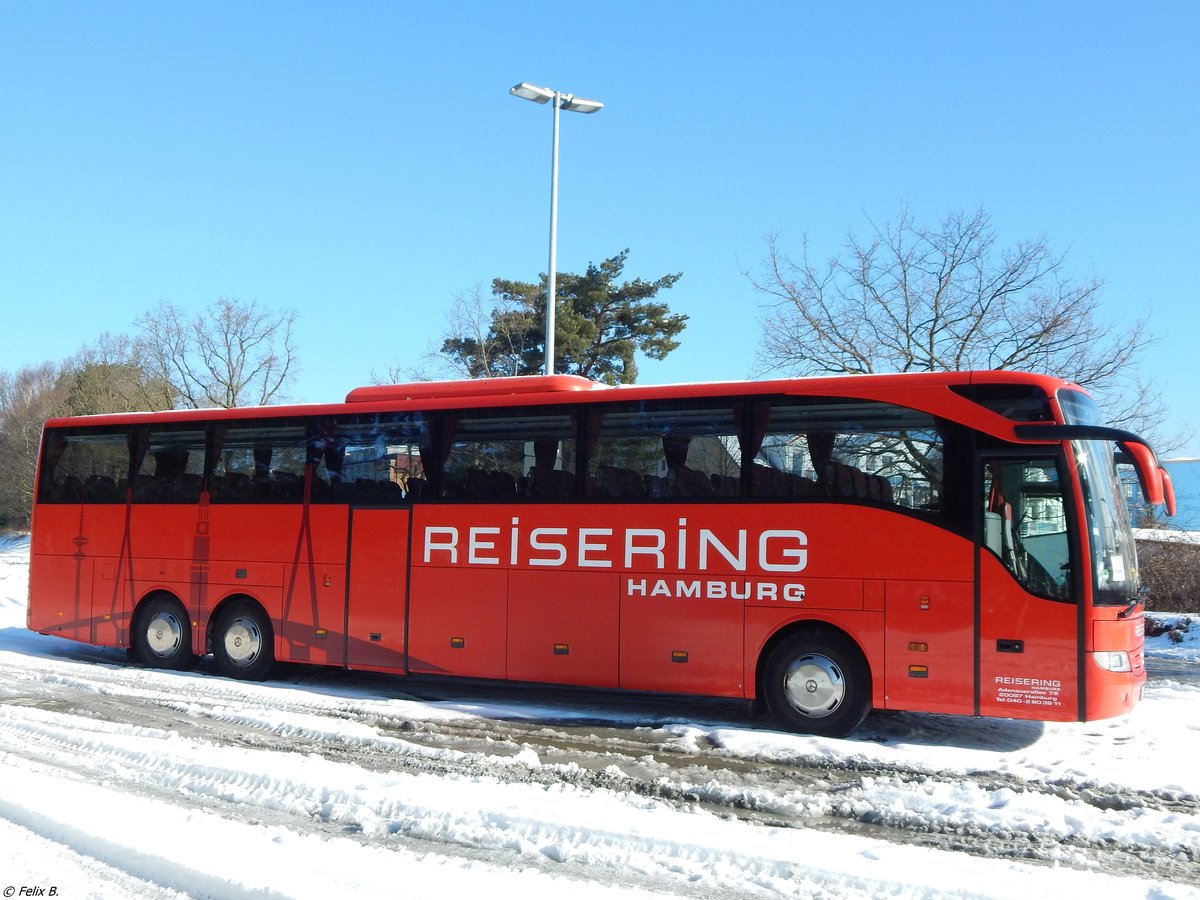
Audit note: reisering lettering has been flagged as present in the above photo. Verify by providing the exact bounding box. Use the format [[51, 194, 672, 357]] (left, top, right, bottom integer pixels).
[[422, 518, 808, 573]]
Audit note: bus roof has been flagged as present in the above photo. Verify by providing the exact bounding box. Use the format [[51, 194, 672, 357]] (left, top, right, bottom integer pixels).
[[42, 370, 1082, 432]]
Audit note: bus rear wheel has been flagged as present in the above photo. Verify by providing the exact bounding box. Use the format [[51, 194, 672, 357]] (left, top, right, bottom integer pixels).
[[762, 630, 871, 737], [132, 596, 195, 671], [212, 600, 275, 681]]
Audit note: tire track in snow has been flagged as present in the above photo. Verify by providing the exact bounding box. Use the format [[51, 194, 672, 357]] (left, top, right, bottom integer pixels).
[[2, 637, 1198, 892]]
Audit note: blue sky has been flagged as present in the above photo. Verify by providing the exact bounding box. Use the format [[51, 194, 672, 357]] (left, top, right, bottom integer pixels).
[[2, 2, 1197, 455]]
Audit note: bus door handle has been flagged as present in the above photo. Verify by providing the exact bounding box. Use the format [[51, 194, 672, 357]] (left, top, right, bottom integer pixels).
[[996, 639, 1025, 654]]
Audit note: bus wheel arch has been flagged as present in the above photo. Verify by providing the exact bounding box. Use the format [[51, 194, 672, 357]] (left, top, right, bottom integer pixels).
[[757, 622, 872, 738], [130, 592, 196, 670], [209, 595, 276, 681]]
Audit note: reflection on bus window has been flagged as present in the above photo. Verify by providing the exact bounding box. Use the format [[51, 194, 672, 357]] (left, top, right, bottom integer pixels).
[[308, 412, 428, 504], [131, 427, 206, 503], [441, 409, 577, 500], [210, 422, 307, 503], [586, 401, 740, 500], [754, 398, 944, 511], [37, 429, 129, 503]]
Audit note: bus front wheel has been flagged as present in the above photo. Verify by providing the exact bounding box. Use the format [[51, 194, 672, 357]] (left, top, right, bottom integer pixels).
[[212, 600, 275, 681], [132, 596, 195, 671], [762, 630, 871, 737]]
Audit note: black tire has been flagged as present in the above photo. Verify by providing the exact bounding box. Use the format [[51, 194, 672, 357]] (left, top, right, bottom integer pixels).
[[761, 629, 871, 737], [131, 595, 195, 670], [211, 600, 275, 681]]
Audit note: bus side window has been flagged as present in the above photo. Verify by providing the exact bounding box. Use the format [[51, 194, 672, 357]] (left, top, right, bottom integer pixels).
[[307, 413, 426, 505], [755, 398, 941, 510], [210, 422, 307, 504], [439, 408, 577, 502], [586, 401, 740, 501], [39, 429, 129, 503], [129, 427, 206, 504]]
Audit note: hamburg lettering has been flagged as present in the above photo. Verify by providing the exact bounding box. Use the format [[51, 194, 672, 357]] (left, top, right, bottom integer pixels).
[[626, 578, 806, 602]]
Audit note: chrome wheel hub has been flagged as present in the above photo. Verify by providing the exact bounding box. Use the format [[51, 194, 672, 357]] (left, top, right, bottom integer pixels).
[[223, 617, 262, 665], [145, 611, 184, 657], [782, 653, 845, 718]]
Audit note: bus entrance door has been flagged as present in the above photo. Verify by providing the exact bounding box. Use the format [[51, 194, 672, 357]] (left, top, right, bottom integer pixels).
[[976, 456, 1079, 721], [345, 507, 410, 672]]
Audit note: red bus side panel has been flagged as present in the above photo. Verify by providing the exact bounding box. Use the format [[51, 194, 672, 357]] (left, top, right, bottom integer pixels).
[[29, 504, 127, 646], [408, 566, 508, 678], [508, 569, 619, 687], [620, 586, 744, 696], [346, 508, 410, 672], [883, 579, 974, 714]]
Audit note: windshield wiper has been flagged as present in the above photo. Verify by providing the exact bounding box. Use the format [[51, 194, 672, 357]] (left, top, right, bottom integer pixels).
[[1117, 596, 1142, 619]]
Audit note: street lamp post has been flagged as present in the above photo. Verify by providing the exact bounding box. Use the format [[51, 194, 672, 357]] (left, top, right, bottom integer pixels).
[[509, 81, 603, 376]]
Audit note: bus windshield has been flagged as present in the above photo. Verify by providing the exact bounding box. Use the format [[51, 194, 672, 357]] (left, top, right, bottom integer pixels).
[[1058, 390, 1141, 606]]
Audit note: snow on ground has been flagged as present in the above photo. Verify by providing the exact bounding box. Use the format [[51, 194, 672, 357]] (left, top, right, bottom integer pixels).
[[1, 534, 1198, 899]]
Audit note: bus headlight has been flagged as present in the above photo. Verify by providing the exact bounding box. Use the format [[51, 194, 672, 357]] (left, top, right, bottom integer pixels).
[[1093, 651, 1132, 673]]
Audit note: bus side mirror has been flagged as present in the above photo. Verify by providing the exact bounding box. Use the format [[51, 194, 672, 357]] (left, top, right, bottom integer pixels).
[[1118, 441, 1165, 508], [1160, 466, 1177, 518]]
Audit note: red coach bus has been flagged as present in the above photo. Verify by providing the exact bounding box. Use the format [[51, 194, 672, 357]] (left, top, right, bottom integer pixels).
[[27, 371, 1175, 736]]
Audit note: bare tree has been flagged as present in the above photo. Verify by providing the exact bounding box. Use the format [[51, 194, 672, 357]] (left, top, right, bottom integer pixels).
[[62, 332, 175, 415], [135, 297, 298, 408], [0, 363, 66, 528], [375, 284, 530, 384], [750, 207, 1169, 443], [437, 283, 539, 380]]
